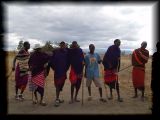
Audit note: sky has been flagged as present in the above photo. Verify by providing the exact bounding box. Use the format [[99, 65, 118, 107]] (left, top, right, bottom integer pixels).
[[2, 2, 158, 54]]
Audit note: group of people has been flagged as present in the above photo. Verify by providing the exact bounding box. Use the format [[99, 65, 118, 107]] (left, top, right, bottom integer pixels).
[[12, 39, 150, 107]]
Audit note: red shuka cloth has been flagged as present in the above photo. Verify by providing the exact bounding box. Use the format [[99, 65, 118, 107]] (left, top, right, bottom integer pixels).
[[32, 71, 45, 88], [132, 66, 145, 89], [104, 69, 118, 84], [69, 66, 83, 85], [54, 75, 66, 87], [15, 64, 28, 90]]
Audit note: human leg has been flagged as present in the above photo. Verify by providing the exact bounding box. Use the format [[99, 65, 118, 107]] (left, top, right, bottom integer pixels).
[[116, 82, 123, 102], [74, 78, 82, 102], [132, 88, 138, 98], [69, 84, 75, 104]]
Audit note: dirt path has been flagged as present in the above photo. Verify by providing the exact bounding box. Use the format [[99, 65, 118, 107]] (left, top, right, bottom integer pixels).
[[7, 55, 152, 114]]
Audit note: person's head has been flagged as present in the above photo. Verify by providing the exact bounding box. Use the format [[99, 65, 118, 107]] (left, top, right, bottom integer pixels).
[[89, 44, 95, 53], [141, 41, 147, 49], [59, 41, 66, 49], [23, 41, 30, 50], [33, 43, 42, 51], [114, 39, 121, 47], [156, 41, 160, 51], [71, 41, 78, 48]]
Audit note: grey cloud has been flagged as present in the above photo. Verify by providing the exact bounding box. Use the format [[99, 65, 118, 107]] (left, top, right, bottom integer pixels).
[[5, 4, 149, 50], [120, 8, 134, 15]]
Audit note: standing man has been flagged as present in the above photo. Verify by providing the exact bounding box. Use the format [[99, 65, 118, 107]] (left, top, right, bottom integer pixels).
[[151, 41, 160, 115], [12, 41, 30, 101], [28, 44, 49, 106], [48, 41, 70, 107], [68, 41, 84, 104], [131, 41, 149, 101], [102, 39, 123, 102], [85, 44, 106, 102]]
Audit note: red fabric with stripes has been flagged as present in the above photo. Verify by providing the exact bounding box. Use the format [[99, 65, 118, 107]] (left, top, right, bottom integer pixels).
[[104, 69, 117, 84], [132, 66, 145, 88], [32, 71, 45, 88]]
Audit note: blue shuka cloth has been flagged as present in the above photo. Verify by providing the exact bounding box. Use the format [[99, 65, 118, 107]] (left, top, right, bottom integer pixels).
[[103, 45, 121, 70], [68, 48, 84, 74], [28, 51, 49, 77], [49, 48, 70, 79]]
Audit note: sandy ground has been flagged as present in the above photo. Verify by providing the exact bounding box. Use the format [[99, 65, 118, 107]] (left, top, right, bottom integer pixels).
[[7, 54, 152, 115]]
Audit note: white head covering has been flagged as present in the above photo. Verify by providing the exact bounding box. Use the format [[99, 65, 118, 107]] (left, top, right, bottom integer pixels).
[[33, 44, 42, 49]]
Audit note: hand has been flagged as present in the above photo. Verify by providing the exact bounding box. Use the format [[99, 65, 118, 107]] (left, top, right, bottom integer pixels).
[[44, 63, 48, 68], [12, 67, 15, 71], [98, 60, 102, 64]]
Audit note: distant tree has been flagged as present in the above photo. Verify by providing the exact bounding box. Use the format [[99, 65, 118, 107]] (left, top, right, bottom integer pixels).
[[17, 40, 24, 51], [53, 41, 69, 48], [41, 41, 59, 55], [53, 41, 60, 46], [65, 43, 69, 48]]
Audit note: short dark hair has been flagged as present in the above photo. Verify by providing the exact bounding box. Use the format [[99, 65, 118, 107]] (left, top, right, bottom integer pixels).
[[60, 41, 65, 45], [114, 39, 120, 44], [156, 41, 160, 50], [89, 44, 95, 48], [72, 41, 77, 45], [23, 41, 30, 47]]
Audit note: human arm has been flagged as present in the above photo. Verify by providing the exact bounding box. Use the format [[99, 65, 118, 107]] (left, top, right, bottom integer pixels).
[[12, 56, 17, 71], [97, 53, 102, 64]]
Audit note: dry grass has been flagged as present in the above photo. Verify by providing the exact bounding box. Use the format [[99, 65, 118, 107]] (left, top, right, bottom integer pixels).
[[6, 52, 152, 114]]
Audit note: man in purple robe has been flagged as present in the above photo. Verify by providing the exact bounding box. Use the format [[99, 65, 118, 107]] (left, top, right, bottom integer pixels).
[[48, 41, 70, 107], [28, 44, 49, 106], [102, 39, 123, 102], [68, 41, 84, 104]]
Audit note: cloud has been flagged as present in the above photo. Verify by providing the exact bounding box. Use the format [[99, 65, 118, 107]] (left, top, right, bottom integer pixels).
[[3, 3, 155, 52], [4, 33, 44, 51]]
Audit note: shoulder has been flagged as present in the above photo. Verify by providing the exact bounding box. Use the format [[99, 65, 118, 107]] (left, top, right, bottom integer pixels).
[[53, 48, 60, 53], [42, 52, 49, 56], [153, 52, 160, 57], [134, 48, 139, 52], [145, 49, 149, 54], [78, 48, 83, 52], [108, 45, 112, 49], [85, 53, 90, 57], [18, 49, 25, 54], [94, 52, 100, 56]]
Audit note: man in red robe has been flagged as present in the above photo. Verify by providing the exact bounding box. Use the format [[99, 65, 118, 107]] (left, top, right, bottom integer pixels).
[[132, 41, 149, 101]]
